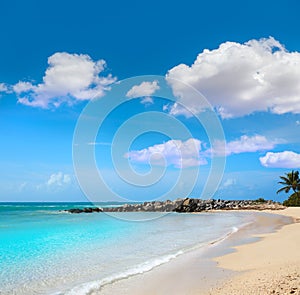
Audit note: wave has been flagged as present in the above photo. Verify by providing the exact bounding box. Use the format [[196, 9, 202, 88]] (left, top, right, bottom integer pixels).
[[52, 251, 183, 295], [209, 225, 241, 246], [54, 222, 251, 295]]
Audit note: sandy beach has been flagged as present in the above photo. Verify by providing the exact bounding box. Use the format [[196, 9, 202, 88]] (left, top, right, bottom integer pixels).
[[206, 208, 300, 295], [97, 209, 298, 295]]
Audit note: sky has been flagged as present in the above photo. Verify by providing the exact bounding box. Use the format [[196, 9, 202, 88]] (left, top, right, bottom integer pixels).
[[0, 0, 300, 202]]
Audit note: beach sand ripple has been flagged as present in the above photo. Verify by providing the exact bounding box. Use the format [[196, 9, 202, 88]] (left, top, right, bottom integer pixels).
[[207, 208, 300, 295]]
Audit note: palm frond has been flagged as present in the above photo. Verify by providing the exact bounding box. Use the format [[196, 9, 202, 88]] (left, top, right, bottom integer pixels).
[[277, 186, 290, 194], [278, 181, 290, 185], [279, 176, 290, 183]]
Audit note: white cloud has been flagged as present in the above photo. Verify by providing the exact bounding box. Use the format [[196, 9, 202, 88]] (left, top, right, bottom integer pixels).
[[125, 138, 207, 168], [14, 52, 116, 108], [259, 151, 300, 168], [126, 80, 159, 98], [141, 96, 154, 105], [126, 135, 277, 169], [13, 81, 34, 93], [18, 181, 28, 192], [166, 37, 300, 118], [163, 102, 193, 118], [47, 172, 71, 187], [212, 135, 276, 156], [0, 83, 9, 93], [87, 141, 111, 146], [222, 178, 237, 187]]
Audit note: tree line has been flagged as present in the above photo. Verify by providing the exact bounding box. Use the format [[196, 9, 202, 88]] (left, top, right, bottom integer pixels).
[[277, 170, 300, 206]]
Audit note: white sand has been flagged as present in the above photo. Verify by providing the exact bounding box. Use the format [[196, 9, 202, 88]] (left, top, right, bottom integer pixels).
[[206, 208, 300, 295], [97, 210, 297, 295]]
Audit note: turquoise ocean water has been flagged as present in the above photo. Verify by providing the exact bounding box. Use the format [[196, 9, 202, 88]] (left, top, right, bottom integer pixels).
[[0, 202, 256, 295]]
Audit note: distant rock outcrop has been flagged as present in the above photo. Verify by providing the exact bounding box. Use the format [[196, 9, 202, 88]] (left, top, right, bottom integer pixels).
[[173, 198, 285, 212], [65, 207, 103, 214], [63, 198, 285, 214], [103, 199, 182, 213]]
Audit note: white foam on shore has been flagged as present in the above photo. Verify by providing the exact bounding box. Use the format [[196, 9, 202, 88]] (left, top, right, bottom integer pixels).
[[54, 223, 250, 295], [54, 251, 183, 295]]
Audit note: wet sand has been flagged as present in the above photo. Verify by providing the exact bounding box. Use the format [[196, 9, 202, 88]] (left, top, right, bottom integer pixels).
[[206, 208, 300, 295], [95, 210, 293, 295]]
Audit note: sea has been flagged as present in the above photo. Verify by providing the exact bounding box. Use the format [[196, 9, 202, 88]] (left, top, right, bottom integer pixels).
[[0, 202, 278, 295]]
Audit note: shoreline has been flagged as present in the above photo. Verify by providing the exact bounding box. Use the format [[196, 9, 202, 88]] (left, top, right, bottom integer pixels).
[[205, 208, 300, 295], [92, 210, 293, 295]]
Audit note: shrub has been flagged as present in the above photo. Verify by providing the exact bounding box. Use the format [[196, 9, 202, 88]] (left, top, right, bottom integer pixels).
[[255, 197, 267, 203], [283, 192, 300, 207]]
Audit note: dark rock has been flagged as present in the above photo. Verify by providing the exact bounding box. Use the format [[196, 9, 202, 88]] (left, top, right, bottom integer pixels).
[[64, 207, 103, 214], [64, 198, 285, 214]]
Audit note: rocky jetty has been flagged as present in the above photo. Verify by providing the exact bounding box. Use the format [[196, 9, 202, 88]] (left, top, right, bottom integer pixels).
[[64, 198, 285, 214], [103, 199, 182, 213], [65, 207, 103, 214], [173, 198, 285, 212]]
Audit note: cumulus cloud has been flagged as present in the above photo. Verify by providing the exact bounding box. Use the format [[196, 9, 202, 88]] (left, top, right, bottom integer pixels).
[[259, 151, 300, 168], [126, 80, 159, 98], [212, 135, 276, 156], [163, 102, 193, 118], [166, 37, 300, 118], [47, 172, 71, 187], [0, 83, 9, 93], [125, 138, 206, 168], [13, 81, 34, 93], [140, 96, 154, 105], [14, 52, 116, 108], [126, 135, 278, 169]]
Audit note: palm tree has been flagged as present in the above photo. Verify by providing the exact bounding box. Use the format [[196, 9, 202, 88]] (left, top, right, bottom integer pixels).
[[277, 171, 300, 207], [277, 170, 300, 194]]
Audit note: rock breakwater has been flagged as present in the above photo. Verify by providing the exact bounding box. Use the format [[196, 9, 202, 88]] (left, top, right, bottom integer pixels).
[[63, 198, 285, 214]]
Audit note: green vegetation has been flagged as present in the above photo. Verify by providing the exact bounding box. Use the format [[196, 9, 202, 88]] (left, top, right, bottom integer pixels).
[[283, 192, 300, 207], [277, 170, 300, 207], [255, 197, 267, 203]]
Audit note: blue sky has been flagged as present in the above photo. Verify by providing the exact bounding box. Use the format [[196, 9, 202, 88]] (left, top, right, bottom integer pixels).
[[0, 0, 300, 202]]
